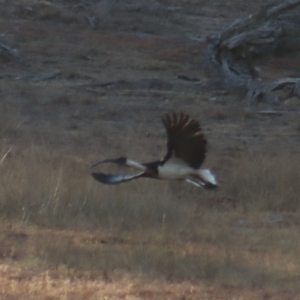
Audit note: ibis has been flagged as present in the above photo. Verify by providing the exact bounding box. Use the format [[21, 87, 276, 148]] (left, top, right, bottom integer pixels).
[[91, 112, 217, 190]]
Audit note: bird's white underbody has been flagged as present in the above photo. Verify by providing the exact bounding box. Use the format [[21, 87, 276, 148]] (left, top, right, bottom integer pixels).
[[127, 157, 217, 187]]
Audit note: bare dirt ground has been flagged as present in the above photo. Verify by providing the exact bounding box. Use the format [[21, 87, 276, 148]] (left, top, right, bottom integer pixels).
[[1, 0, 300, 299]]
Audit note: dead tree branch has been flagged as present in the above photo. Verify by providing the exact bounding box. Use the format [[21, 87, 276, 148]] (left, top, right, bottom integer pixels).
[[205, 0, 300, 104], [0, 44, 30, 66]]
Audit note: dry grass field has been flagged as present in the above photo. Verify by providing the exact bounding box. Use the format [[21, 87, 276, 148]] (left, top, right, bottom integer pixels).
[[1, 0, 300, 299]]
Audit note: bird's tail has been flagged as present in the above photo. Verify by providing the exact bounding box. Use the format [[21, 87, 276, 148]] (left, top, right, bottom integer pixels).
[[199, 169, 218, 190], [186, 169, 218, 190]]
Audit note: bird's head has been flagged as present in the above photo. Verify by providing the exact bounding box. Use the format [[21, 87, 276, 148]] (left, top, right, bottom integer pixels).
[[113, 157, 127, 165], [90, 157, 127, 169]]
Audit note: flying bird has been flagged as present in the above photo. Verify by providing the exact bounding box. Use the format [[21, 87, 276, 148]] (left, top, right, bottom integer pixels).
[[91, 112, 217, 189]]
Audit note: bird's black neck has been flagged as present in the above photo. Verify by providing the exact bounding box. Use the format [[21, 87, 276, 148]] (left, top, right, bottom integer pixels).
[[142, 160, 163, 175]]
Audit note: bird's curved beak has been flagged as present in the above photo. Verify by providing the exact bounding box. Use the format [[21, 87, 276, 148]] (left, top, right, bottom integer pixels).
[[90, 157, 127, 169]]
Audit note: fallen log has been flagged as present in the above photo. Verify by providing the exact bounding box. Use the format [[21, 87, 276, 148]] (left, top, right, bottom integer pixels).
[[205, 0, 300, 104]]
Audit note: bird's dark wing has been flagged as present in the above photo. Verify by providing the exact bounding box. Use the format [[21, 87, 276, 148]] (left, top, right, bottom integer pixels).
[[91, 172, 146, 185], [161, 112, 207, 169]]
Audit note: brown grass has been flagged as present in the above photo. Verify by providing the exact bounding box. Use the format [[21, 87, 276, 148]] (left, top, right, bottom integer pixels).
[[1, 70, 300, 299], [1, 0, 300, 298], [1, 142, 300, 294]]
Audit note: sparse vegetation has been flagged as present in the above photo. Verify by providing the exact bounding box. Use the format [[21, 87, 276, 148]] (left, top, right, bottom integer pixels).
[[1, 139, 300, 298], [1, 0, 300, 299]]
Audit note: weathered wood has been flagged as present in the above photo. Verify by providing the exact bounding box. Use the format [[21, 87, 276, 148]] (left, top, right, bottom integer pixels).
[[205, 0, 300, 104], [245, 77, 300, 104], [0, 44, 30, 66]]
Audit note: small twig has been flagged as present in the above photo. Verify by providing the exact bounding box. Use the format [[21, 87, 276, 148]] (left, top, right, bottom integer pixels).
[[0, 147, 12, 165], [258, 110, 300, 115], [0, 44, 30, 66]]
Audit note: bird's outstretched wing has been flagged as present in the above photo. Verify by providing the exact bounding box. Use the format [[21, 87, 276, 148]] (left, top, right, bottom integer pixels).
[[161, 112, 207, 169], [91, 172, 145, 184]]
